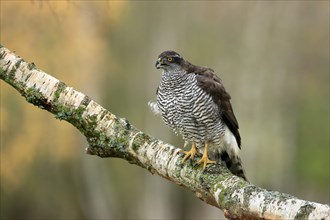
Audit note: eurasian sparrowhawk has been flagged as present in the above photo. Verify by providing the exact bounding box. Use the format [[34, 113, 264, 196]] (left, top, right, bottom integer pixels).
[[149, 51, 246, 180]]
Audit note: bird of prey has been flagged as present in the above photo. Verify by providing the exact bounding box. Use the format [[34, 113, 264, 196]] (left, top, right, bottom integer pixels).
[[149, 50, 246, 180]]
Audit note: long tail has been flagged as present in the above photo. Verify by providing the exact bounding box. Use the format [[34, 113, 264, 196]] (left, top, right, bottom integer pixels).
[[219, 151, 247, 181]]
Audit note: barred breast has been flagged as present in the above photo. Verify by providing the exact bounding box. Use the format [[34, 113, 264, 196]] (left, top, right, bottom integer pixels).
[[156, 71, 226, 154]]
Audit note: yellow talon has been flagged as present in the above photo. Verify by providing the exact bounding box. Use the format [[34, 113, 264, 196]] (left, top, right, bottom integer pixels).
[[197, 143, 216, 170], [181, 143, 198, 163]]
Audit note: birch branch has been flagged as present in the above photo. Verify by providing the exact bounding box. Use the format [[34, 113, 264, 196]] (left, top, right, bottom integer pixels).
[[0, 45, 329, 220]]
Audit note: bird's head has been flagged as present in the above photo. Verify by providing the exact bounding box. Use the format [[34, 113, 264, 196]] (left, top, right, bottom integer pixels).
[[155, 51, 185, 71]]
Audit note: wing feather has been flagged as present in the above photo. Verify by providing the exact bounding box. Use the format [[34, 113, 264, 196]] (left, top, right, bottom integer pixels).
[[191, 66, 241, 148]]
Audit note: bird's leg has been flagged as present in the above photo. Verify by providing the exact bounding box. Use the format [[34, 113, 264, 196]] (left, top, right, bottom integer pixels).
[[181, 142, 198, 163], [197, 143, 216, 170]]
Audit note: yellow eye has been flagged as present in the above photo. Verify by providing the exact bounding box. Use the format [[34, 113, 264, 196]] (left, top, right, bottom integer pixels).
[[167, 57, 173, 62]]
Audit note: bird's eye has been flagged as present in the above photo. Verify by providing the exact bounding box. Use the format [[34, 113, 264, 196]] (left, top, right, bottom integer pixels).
[[167, 57, 173, 62]]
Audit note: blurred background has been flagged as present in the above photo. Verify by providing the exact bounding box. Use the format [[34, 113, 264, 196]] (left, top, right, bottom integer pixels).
[[0, 1, 329, 219]]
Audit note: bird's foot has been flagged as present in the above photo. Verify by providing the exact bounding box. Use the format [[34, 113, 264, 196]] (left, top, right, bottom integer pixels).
[[180, 143, 197, 163], [197, 143, 216, 170], [197, 155, 216, 170]]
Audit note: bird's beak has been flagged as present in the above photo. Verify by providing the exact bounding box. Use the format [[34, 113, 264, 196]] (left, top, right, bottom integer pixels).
[[155, 58, 163, 69]]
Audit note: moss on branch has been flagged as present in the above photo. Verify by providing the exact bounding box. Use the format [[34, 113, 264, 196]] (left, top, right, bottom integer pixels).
[[1, 45, 329, 220]]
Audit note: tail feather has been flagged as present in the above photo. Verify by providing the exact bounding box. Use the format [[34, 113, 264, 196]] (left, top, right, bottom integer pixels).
[[219, 151, 247, 181]]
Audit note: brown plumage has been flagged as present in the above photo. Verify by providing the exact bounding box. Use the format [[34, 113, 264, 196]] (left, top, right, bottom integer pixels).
[[194, 67, 241, 148], [150, 50, 246, 180]]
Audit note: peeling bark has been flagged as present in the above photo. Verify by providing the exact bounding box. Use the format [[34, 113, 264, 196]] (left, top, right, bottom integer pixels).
[[1, 45, 329, 220]]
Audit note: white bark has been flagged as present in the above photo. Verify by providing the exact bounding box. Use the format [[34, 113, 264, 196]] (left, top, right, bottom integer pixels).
[[1, 45, 329, 220]]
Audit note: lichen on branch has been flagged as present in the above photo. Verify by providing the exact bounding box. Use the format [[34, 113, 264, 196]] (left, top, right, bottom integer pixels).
[[1, 45, 329, 220]]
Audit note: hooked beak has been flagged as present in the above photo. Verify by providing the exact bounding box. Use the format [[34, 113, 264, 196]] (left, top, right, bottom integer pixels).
[[155, 58, 163, 69]]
